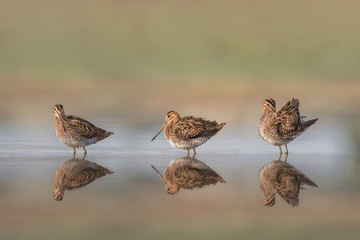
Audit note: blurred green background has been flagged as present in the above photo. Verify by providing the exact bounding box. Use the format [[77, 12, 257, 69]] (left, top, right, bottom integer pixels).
[[0, 0, 359, 123], [1, 0, 360, 79], [0, 0, 359, 116], [0, 0, 359, 239]]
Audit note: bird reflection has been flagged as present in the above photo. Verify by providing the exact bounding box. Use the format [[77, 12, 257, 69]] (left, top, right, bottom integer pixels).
[[258, 156, 318, 207], [53, 157, 113, 201], [151, 156, 226, 195]]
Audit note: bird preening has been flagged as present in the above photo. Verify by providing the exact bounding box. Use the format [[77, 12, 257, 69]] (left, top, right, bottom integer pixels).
[[258, 98, 318, 155]]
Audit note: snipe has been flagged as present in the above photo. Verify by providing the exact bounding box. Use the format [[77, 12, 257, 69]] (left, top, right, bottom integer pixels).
[[151, 111, 226, 157], [53, 104, 113, 156], [259, 98, 318, 154]]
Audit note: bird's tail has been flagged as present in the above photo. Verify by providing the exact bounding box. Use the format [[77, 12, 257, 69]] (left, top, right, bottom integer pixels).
[[299, 118, 318, 132], [100, 131, 114, 140], [218, 176, 226, 183]]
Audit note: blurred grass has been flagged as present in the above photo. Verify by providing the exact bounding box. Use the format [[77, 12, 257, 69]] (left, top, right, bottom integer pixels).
[[0, 78, 358, 126], [0, 0, 360, 79], [0, 0, 359, 122]]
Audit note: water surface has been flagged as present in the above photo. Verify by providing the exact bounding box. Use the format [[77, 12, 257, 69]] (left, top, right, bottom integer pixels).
[[0, 119, 359, 240]]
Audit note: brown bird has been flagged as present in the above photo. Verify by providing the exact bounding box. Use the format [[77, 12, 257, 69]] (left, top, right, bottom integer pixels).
[[151, 111, 226, 157], [259, 98, 318, 154], [151, 156, 226, 194], [258, 159, 318, 207], [53, 104, 114, 156], [53, 157, 113, 201]]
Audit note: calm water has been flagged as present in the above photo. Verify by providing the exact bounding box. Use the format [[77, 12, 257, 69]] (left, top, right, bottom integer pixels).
[[0, 119, 359, 240]]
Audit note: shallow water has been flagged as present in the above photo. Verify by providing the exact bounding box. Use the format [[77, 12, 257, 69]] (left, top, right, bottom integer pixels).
[[0, 119, 359, 240]]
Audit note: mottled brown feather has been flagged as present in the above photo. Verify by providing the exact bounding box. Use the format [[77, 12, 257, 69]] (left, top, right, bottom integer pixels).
[[173, 116, 223, 140], [155, 111, 225, 153], [66, 115, 108, 139], [276, 99, 301, 136], [53, 104, 114, 151], [259, 98, 318, 148]]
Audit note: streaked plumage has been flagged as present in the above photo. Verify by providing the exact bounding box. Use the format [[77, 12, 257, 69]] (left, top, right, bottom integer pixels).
[[53, 104, 114, 155], [53, 157, 113, 201], [151, 111, 226, 157], [259, 98, 318, 154], [258, 160, 318, 207], [151, 156, 226, 194]]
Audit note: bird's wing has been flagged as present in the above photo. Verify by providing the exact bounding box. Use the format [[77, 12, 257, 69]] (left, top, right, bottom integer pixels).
[[173, 117, 219, 140], [66, 115, 105, 138], [275, 99, 301, 136]]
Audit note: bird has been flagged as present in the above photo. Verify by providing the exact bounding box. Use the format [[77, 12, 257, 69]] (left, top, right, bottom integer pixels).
[[151, 156, 226, 195], [258, 98, 318, 155], [53, 157, 113, 201], [53, 104, 114, 156], [258, 159, 318, 207], [151, 111, 226, 157]]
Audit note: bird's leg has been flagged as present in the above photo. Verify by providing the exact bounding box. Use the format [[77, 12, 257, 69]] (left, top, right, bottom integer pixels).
[[285, 144, 289, 155], [82, 147, 87, 158], [284, 153, 288, 162], [73, 147, 76, 158], [192, 147, 196, 158], [187, 149, 190, 158], [277, 146, 283, 160]]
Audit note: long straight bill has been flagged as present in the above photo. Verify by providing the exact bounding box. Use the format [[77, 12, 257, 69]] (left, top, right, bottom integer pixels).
[[151, 124, 165, 141]]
